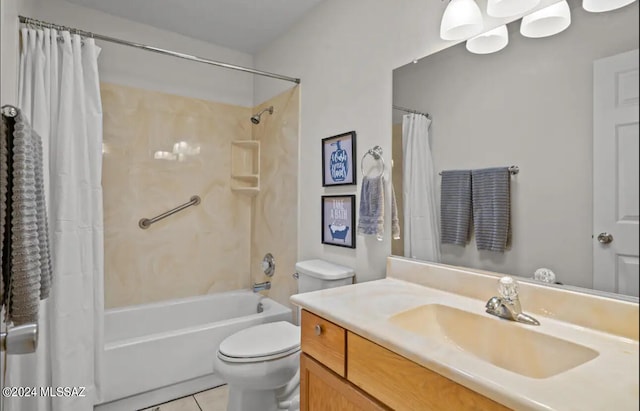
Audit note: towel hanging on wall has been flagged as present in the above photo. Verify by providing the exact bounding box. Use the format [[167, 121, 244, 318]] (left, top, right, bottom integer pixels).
[[358, 175, 385, 240], [440, 170, 472, 246], [472, 167, 511, 252]]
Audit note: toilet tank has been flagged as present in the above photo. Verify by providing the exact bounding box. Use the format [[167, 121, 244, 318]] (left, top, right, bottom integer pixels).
[[295, 259, 355, 294]]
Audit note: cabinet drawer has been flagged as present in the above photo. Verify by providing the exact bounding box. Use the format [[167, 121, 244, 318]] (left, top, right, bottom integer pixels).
[[347, 332, 511, 411], [301, 310, 346, 377]]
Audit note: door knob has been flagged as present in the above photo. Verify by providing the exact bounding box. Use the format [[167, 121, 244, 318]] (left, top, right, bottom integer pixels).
[[597, 232, 614, 244]]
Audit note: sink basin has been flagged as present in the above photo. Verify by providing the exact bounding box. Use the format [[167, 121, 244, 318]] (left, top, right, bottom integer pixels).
[[389, 304, 599, 379]]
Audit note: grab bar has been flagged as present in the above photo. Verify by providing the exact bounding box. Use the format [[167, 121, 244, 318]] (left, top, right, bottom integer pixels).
[[138, 195, 201, 229]]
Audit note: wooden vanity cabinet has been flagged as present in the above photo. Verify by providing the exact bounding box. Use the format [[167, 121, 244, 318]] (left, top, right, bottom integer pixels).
[[300, 309, 511, 411], [300, 354, 389, 411]]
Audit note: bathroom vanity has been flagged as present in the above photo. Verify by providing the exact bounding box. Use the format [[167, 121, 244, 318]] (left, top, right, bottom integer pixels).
[[291, 257, 639, 411], [299, 310, 507, 410]]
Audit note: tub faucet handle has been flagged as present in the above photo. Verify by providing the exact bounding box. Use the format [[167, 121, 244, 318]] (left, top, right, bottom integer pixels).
[[262, 253, 275, 277]]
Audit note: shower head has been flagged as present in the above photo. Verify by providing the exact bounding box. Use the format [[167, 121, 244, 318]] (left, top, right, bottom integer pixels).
[[250, 106, 274, 124]]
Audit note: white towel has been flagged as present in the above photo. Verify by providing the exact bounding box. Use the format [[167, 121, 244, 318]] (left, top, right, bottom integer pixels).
[[391, 180, 400, 240]]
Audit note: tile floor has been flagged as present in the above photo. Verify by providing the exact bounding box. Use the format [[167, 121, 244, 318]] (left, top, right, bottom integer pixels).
[[140, 385, 228, 411]]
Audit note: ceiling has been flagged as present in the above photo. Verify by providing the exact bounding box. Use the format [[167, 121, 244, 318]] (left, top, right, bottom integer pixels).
[[64, 0, 325, 54]]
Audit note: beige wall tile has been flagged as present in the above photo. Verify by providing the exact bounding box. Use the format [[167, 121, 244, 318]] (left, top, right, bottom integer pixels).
[[102, 83, 253, 308], [102, 83, 300, 310], [250, 86, 300, 311]]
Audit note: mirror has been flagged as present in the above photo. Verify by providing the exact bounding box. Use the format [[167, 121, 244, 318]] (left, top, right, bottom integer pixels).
[[392, 2, 639, 299]]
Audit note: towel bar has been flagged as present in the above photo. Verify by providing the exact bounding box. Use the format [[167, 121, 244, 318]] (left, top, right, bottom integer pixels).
[[439, 165, 519, 176], [138, 195, 201, 229]]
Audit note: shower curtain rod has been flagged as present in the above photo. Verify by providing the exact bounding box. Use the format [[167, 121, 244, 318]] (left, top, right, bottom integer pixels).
[[18, 15, 301, 84], [393, 105, 430, 118]]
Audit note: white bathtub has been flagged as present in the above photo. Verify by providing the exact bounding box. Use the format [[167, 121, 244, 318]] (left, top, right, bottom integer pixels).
[[100, 290, 292, 405]]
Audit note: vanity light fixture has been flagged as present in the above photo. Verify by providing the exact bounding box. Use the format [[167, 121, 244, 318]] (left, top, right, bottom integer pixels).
[[520, 0, 571, 38], [583, 0, 637, 12], [487, 0, 540, 17], [466, 25, 509, 54], [440, 0, 484, 40]]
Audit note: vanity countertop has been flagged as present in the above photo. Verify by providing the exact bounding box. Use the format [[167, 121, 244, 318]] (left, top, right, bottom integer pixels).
[[291, 276, 639, 411]]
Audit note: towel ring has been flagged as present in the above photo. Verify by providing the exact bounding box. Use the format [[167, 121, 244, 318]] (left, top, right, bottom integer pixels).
[[361, 146, 385, 178]]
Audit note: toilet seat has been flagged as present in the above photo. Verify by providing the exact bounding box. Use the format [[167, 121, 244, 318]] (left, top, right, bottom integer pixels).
[[218, 346, 300, 363], [218, 321, 300, 363]]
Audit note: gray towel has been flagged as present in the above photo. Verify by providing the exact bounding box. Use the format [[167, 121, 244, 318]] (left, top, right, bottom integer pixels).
[[2, 110, 52, 325], [472, 167, 511, 252], [440, 170, 472, 246], [357, 176, 384, 240], [0, 117, 8, 306]]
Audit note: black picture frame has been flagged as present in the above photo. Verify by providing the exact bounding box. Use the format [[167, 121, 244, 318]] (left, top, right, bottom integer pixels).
[[321, 131, 357, 186], [321, 195, 356, 248]]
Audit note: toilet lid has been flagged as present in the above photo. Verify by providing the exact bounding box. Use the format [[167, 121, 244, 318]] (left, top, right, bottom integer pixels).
[[219, 321, 300, 360]]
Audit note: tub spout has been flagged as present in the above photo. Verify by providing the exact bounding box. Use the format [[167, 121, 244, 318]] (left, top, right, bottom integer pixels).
[[253, 281, 271, 292]]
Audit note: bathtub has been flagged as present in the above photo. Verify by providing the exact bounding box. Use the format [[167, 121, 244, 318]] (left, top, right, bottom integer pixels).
[[100, 290, 292, 405]]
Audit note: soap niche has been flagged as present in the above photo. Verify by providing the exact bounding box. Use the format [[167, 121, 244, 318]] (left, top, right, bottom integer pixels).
[[231, 140, 260, 195]]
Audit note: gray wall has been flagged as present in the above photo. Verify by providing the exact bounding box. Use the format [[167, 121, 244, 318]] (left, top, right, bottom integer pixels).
[[393, 3, 638, 288]]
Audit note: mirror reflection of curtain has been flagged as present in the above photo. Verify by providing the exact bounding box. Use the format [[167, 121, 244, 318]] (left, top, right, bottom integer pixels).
[[402, 114, 440, 262]]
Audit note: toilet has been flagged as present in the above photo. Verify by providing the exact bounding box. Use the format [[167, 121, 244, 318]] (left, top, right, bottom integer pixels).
[[214, 259, 355, 411]]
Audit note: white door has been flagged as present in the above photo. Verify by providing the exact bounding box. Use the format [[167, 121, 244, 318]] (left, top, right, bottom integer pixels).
[[593, 49, 639, 297]]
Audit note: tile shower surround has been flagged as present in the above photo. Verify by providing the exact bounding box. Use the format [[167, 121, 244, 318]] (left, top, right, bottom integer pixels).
[[101, 83, 299, 309]]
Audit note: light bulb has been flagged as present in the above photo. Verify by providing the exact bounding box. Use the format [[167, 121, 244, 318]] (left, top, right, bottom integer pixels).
[[466, 25, 509, 54], [487, 0, 540, 18], [520, 0, 571, 38], [583, 0, 636, 12], [440, 0, 484, 41]]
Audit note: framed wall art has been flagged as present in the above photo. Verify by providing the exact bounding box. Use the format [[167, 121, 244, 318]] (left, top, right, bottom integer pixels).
[[321, 195, 356, 248], [322, 131, 356, 186]]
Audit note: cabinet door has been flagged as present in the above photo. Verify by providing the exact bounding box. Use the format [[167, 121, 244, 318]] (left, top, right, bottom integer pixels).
[[300, 353, 389, 411], [347, 332, 510, 411]]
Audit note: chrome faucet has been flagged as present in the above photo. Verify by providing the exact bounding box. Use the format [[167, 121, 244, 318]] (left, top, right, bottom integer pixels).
[[485, 276, 540, 326], [253, 281, 271, 292]]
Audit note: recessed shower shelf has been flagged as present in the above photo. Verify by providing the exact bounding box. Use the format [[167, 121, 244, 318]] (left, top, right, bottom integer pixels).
[[231, 140, 260, 195], [231, 187, 260, 196], [231, 174, 259, 182]]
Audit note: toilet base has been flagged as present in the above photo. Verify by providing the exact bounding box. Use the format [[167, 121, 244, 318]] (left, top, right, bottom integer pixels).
[[227, 387, 278, 411], [225, 385, 300, 411]]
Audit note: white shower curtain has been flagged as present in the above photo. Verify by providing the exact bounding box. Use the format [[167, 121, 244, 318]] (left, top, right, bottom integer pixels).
[[6, 28, 104, 411], [402, 113, 441, 262]]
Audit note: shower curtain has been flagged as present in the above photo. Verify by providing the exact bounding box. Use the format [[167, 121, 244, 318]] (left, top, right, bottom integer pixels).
[[5, 28, 104, 411], [402, 113, 441, 262]]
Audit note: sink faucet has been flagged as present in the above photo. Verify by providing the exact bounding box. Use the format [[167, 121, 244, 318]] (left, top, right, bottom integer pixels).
[[253, 281, 271, 292], [485, 276, 540, 326]]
